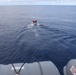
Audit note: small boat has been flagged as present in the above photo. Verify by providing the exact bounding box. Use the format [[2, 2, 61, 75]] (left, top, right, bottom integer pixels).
[[32, 20, 38, 25]]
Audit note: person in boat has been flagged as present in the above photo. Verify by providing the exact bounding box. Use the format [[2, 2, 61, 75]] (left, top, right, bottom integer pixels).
[[32, 20, 37, 25]]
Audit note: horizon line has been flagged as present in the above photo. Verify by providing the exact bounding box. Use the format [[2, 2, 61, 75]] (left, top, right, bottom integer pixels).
[[0, 4, 76, 6]]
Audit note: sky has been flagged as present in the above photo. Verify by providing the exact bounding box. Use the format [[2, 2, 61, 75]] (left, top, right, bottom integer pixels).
[[0, 0, 76, 5]]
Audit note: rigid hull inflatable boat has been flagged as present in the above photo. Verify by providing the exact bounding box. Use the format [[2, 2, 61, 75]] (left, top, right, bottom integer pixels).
[[31, 20, 40, 26]]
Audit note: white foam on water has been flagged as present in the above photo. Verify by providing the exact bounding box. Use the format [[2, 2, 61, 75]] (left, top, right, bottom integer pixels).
[[35, 32, 39, 37], [26, 23, 40, 37], [27, 23, 40, 28], [33, 29, 39, 37]]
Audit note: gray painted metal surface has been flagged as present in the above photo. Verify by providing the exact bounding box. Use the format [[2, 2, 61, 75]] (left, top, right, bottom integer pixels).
[[0, 61, 60, 75]]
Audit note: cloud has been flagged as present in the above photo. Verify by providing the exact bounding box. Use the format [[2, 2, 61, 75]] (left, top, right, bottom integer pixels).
[[0, 0, 76, 5]]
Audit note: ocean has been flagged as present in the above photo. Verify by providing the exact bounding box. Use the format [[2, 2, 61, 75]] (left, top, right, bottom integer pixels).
[[0, 5, 76, 74]]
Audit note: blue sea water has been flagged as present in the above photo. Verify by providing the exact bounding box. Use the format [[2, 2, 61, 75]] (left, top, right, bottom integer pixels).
[[0, 5, 76, 74]]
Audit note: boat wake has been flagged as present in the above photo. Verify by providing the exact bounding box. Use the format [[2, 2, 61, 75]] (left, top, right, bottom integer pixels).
[[17, 23, 40, 44]]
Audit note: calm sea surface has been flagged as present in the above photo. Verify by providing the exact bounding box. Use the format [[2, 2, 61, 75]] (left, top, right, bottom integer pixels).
[[0, 5, 76, 74]]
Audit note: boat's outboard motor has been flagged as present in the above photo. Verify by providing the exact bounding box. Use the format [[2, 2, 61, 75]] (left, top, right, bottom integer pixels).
[[0, 61, 60, 75], [64, 59, 76, 75]]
